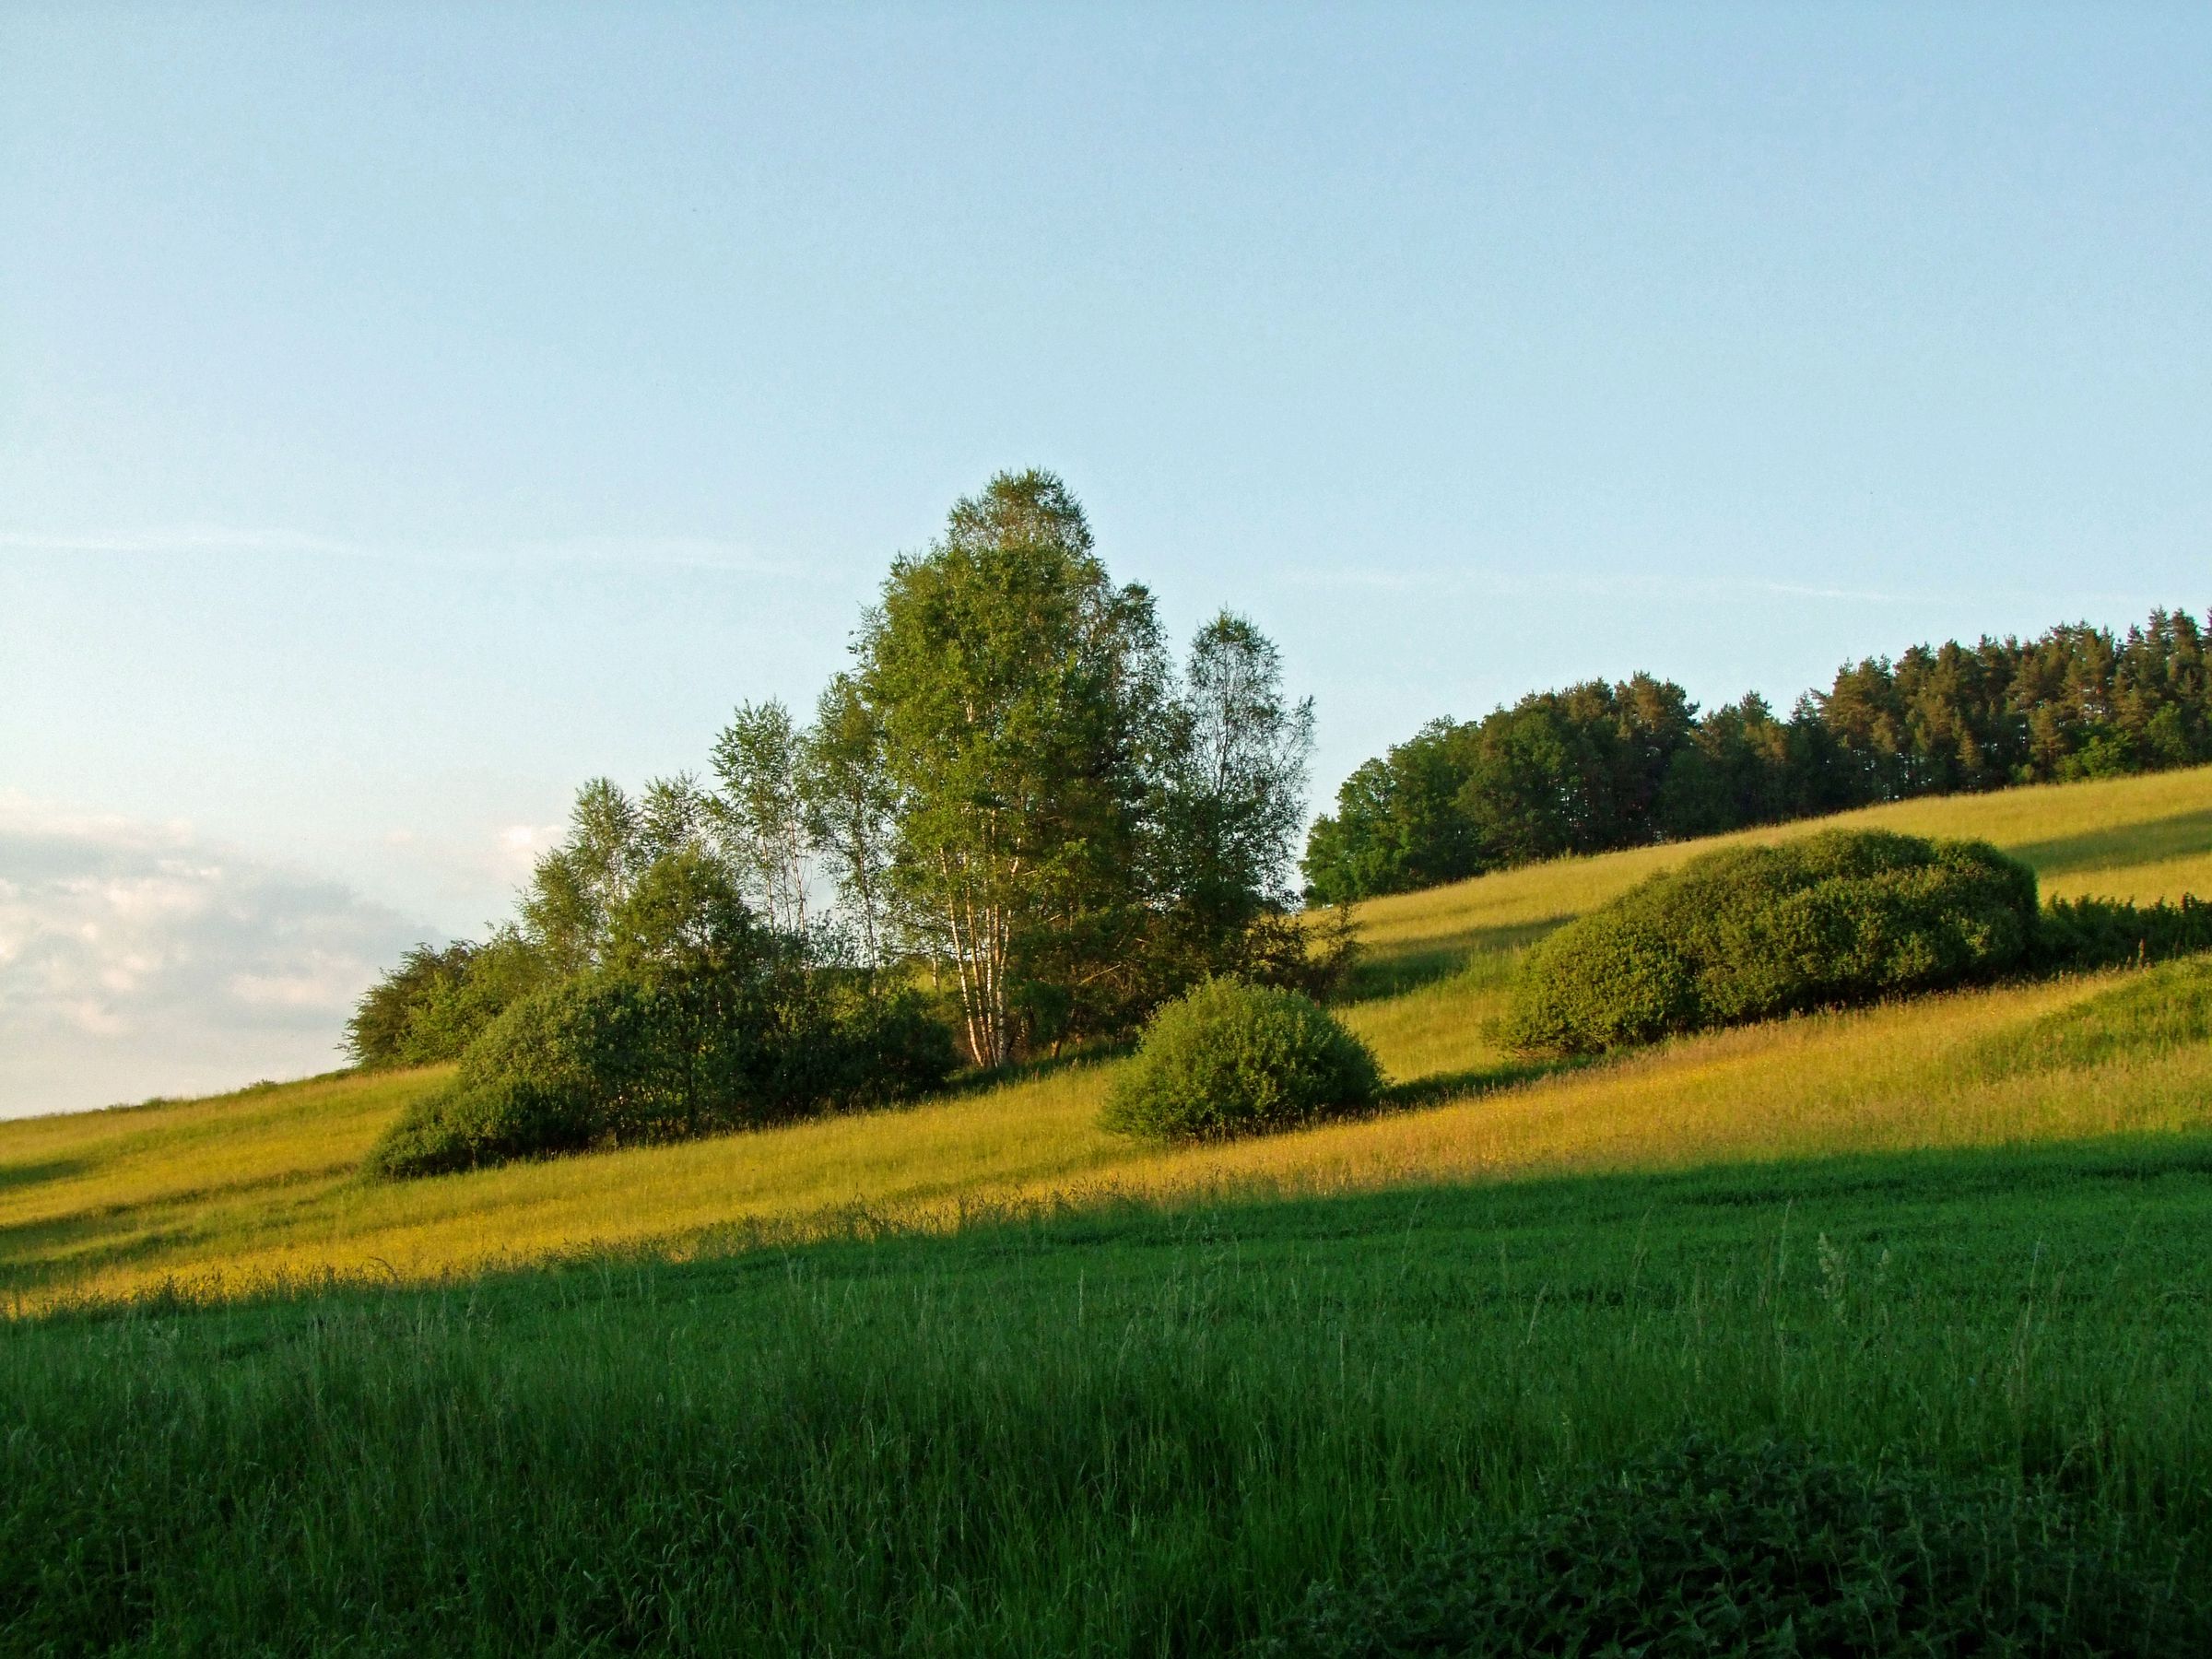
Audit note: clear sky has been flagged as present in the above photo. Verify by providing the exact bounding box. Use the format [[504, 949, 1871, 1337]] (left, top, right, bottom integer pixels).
[[4, 4, 2208, 1114]]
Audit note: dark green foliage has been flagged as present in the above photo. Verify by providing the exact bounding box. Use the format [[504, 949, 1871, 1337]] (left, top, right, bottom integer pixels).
[[344, 933, 547, 1068], [794, 977, 964, 1112], [1461, 674, 1699, 868], [1506, 831, 2040, 1053], [1301, 721, 1490, 904], [366, 973, 958, 1180], [1262, 1437, 2205, 1658], [2035, 891, 2212, 971], [1308, 606, 2212, 903], [366, 854, 956, 1178], [367, 976, 677, 1178], [1101, 978, 1381, 1142]]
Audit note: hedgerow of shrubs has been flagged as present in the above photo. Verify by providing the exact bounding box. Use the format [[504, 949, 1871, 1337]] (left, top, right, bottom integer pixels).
[[1100, 978, 1381, 1143], [1504, 830, 2040, 1054], [2035, 890, 2212, 971], [366, 853, 956, 1179], [1259, 1437, 2206, 1657], [367, 971, 955, 1179]]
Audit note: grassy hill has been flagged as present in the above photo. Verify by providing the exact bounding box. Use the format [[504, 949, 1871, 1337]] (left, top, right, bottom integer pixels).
[[8, 767, 2212, 1652], [6, 764, 2212, 1312]]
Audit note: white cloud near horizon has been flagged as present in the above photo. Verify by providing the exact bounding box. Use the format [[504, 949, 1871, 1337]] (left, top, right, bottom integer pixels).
[[0, 797, 430, 1118]]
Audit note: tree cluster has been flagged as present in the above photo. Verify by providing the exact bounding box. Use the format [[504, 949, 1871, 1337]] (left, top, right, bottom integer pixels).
[[349, 470, 1335, 1129], [1304, 607, 2212, 904]]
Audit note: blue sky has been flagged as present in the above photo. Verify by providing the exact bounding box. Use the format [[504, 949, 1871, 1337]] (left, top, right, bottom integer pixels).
[[3, 4, 2208, 1112]]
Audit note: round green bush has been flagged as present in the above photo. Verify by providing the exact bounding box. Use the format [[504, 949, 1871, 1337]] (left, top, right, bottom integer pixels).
[[1505, 829, 2039, 1054], [1101, 979, 1381, 1143], [1259, 1437, 2205, 1657]]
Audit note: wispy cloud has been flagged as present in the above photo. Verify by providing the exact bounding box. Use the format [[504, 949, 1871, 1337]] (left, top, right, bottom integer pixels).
[[0, 526, 818, 578], [0, 527, 366, 559], [1274, 566, 2156, 610], [1276, 565, 1912, 603], [0, 796, 429, 1117]]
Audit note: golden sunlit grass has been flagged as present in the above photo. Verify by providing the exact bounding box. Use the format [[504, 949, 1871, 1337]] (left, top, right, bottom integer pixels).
[[8, 764, 2212, 1310]]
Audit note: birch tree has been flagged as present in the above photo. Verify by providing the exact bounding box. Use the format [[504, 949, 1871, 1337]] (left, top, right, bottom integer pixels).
[[851, 469, 1170, 1066], [710, 700, 810, 935], [1157, 612, 1315, 973], [799, 672, 896, 963]]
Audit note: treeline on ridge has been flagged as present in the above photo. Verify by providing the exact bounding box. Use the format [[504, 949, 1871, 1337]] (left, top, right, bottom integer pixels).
[[1303, 606, 2212, 904], [352, 470, 1345, 1176]]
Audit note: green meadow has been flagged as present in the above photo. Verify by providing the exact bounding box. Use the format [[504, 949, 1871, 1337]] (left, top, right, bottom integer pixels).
[[7, 765, 2212, 1651]]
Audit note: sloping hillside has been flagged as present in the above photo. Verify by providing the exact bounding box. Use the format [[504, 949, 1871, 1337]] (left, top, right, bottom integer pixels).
[[1346, 763, 2212, 993], [7, 764, 2212, 1310]]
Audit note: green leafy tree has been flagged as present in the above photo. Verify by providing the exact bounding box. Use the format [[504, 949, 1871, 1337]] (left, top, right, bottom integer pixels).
[[798, 674, 897, 963], [352, 467, 1322, 1105], [520, 778, 649, 972], [851, 469, 1171, 1065], [1301, 720, 1485, 904], [1155, 612, 1315, 987], [710, 700, 810, 935], [345, 942, 474, 1067], [345, 933, 550, 1069]]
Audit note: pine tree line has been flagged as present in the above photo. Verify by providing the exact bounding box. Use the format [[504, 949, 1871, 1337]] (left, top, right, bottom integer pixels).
[[1302, 607, 2212, 905]]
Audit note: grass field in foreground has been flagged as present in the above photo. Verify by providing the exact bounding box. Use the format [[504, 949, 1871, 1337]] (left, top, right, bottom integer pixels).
[[6, 763, 2212, 1309], [6, 1137, 2210, 1653]]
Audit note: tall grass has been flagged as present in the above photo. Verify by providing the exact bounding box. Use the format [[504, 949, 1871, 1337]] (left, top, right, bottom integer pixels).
[[6, 1138, 2209, 1653]]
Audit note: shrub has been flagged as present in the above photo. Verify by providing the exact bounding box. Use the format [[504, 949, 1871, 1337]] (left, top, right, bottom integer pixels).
[[1101, 978, 1381, 1143], [365, 976, 661, 1178], [1505, 830, 2039, 1053], [1259, 1437, 2206, 1658], [814, 984, 963, 1110], [366, 971, 959, 1181], [2036, 891, 2212, 971]]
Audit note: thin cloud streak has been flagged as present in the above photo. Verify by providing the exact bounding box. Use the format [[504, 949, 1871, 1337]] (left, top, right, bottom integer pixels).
[[0, 527, 820, 579], [1275, 566, 2166, 612]]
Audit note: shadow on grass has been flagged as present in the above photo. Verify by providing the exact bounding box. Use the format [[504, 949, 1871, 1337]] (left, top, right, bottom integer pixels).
[[0, 1156, 90, 1194], [954, 1043, 1128, 1094], [1344, 919, 1567, 1003], [1378, 1055, 1587, 1112], [0, 1210, 196, 1298], [2011, 806, 2212, 878]]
